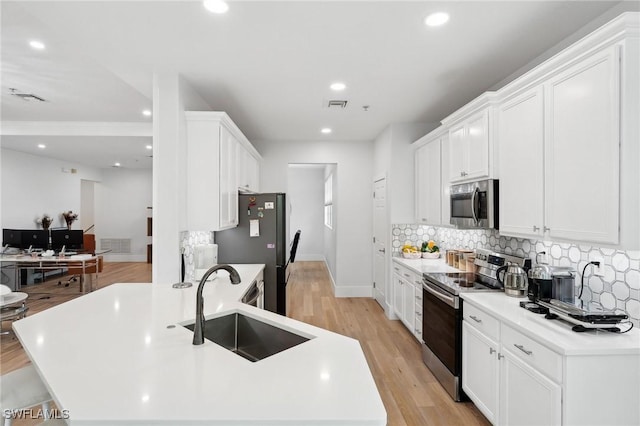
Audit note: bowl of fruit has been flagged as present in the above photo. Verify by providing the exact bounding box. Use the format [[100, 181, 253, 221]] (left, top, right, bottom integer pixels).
[[401, 245, 422, 259], [421, 240, 440, 259]]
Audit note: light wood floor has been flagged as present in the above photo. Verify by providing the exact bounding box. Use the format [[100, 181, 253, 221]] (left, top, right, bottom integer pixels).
[[2, 261, 489, 425]]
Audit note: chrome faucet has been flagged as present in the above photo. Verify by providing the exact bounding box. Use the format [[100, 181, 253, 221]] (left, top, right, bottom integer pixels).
[[192, 264, 241, 345]]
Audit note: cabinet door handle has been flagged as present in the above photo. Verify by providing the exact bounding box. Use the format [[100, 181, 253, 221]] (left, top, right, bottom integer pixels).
[[422, 218, 428, 222], [533, 225, 540, 232], [498, 353, 504, 360], [403, 274, 411, 278], [543, 226, 550, 232], [415, 295, 421, 300], [489, 348, 496, 355], [469, 315, 482, 323], [394, 267, 399, 272], [416, 311, 422, 317], [514, 344, 533, 356]]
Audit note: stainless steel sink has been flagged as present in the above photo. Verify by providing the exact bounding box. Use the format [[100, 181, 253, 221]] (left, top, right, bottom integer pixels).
[[184, 312, 310, 362]]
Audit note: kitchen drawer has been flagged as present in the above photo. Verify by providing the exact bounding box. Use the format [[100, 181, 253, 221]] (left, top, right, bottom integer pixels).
[[501, 323, 562, 383], [463, 301, 499, 341]]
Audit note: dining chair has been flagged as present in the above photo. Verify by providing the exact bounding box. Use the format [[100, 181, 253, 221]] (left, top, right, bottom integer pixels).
[[0, 365, 53, 426]]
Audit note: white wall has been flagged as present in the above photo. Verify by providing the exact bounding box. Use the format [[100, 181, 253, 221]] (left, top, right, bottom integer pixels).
[[253, 139, 372, 297], [1, 149, 102, 229], [151, 73, 212, 284], [287, 165, 325, 261], [373, 123, 436, 224], [95, 168, 152, 262], [80, 179, 95, 231], [324, 164, 338, 287]]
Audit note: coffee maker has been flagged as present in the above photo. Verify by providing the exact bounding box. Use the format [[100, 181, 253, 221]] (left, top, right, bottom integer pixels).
[[528, 264, 576, 303]]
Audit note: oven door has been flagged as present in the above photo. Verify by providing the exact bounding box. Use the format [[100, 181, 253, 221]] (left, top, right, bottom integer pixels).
[[422, 280, 461, 376]]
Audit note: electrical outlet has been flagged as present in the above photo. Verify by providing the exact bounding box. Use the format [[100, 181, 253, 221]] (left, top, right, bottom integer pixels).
[[590, 255, 604, 276]]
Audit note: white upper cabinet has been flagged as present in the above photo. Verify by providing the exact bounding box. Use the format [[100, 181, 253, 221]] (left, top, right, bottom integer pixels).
[[497, 86, 545, 239], [185, 111, 261, 231], [414, 129, 452, 227], [236, 143, 261, 193], [544, 45, 620, 245], [415, 138, 442, 225], [446, 106, 492, 183], [495, 13, 638, 248]]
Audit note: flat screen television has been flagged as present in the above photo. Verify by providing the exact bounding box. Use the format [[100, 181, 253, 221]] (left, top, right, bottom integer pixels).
[[2, 229, 22, 248], [51, 229, 83, 251], [20, 230, 49, 250]]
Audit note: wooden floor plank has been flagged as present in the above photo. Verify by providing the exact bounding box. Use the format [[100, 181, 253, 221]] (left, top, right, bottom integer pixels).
[[2, 260, 489, 426]]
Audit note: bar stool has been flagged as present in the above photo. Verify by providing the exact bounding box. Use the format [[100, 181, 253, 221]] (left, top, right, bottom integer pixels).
[[0, 365, 53, 426]]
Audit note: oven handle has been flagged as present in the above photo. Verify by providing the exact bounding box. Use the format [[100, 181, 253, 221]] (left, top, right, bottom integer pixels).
[[423, 280, 456, 308]]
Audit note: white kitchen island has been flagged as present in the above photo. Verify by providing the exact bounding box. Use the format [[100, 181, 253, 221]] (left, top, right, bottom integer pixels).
[[12, 264, 386, 425]]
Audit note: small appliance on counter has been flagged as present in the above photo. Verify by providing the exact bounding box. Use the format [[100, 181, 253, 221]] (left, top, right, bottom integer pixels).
[[528, 264, 575, 302], [496, 262, 529, 297], [536, 299, 629, 332]]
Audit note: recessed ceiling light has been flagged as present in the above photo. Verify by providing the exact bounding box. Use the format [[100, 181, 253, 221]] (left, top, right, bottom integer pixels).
[[145, 145, 153, 150], [37, 144, 46, 149], [114, 162, 121, 167], [330, 82, 346, 91], [142, 109, 152, 117], [203, 0, 229, 14], [29, 40, 45, 50], [425, 12, 450, 27], [321, 128, 332, 134]]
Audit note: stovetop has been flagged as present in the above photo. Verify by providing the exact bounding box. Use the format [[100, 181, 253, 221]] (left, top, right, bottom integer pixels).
[[423, 272, 502, 296]]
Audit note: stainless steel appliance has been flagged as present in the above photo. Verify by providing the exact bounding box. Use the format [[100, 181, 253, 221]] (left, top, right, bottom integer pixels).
[[215, 193, 299, 315], [528, 265, 575, 303], [450, 179, 499, 229], [537, 299, 629, 332], [421, 249, 530, 401], [496, 262, 529, 297]]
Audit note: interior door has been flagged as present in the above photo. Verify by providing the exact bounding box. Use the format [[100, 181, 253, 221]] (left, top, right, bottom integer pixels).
[[373, 177, 387, 310]]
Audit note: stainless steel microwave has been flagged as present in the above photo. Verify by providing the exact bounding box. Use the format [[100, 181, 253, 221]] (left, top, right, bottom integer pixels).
[[450, 179, 499, 229]]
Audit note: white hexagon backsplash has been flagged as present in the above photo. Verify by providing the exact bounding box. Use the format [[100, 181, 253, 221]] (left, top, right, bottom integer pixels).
[[392, 224, 640, 327]]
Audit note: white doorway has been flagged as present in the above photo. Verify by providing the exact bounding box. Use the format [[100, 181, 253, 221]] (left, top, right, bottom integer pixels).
[[373, 176, 387, 309]]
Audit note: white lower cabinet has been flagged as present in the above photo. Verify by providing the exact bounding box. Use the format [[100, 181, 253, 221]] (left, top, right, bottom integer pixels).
[[499, 347, 561, 426], [392, 261, 423, 342], [463, 303, 561, 425], [462, 322, 499, 423]]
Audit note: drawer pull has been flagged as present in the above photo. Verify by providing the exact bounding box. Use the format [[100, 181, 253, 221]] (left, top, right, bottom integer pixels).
[[403, 273, 411, 278], [394, 267, 399, 272], [514, 344, 533, 356], [470, 315, 482, 323], [415, 295, 421, 300], [489, 347, 496, 355]]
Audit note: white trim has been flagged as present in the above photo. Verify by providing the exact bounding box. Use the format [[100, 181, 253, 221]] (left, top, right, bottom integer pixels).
[[1, 121, 152, 137]]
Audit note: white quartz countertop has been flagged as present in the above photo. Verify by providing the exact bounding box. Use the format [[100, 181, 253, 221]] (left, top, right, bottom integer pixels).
[[13, 264, 386, 425], [461, 292, 640, 356], [393, 256, 461, 274]]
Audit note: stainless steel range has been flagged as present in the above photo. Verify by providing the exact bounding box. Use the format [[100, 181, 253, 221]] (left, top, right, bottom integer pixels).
[[421, 249, 531, 401]]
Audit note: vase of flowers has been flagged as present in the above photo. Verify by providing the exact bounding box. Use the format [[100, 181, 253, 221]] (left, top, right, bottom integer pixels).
[[62, 211, 78, 229], [36, 214, 53, 230]]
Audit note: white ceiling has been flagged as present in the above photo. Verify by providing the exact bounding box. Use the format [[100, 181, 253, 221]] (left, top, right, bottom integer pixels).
[[0, 1, 631, 169]]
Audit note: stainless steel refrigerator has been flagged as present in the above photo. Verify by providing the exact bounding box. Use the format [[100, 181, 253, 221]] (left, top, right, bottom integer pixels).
[[215, 193, 291, 315]]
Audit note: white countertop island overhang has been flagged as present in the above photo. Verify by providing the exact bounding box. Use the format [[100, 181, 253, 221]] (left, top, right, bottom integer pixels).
[[13, 264, 387, 425]]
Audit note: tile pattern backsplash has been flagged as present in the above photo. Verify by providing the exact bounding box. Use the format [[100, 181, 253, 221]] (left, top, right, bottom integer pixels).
[[392, 224, 640, 327], [179, 231, 214, 283]]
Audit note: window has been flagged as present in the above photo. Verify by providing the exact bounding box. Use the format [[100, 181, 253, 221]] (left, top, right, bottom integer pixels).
[[324, 174, 333, 229]]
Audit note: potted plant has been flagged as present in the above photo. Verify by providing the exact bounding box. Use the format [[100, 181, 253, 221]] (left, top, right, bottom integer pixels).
[[62, 211, 78, 229]]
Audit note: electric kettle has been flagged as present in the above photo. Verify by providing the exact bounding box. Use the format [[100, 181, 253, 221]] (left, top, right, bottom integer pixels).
[[497, 262, 529, 297]]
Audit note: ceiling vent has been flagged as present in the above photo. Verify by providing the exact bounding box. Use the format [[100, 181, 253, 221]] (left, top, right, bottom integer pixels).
[[9, 88, 47, 102], [327, 100, 348, 109]]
